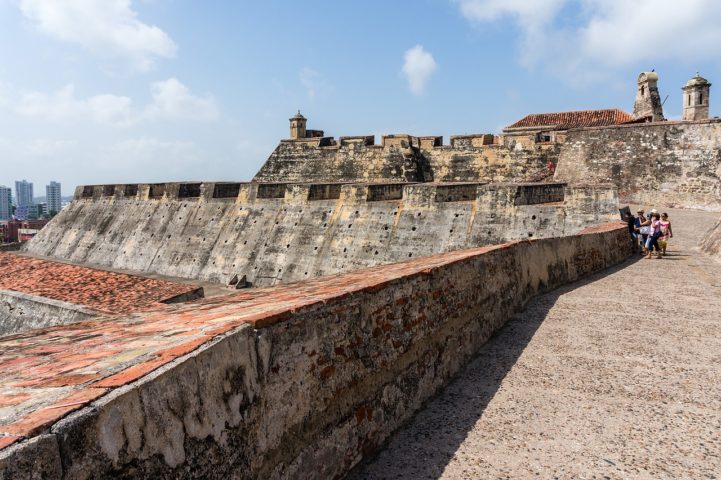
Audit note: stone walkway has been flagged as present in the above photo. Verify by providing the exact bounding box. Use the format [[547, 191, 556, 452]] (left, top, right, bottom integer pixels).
[[351, 209, 721, 479]]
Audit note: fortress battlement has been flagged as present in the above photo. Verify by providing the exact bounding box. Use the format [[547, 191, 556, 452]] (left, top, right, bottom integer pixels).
[[72, 180, 609, 209], [279, 132, 500, 150]]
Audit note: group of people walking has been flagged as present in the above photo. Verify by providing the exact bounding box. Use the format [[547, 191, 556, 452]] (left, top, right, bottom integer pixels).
[[626, 208, 673, 259]]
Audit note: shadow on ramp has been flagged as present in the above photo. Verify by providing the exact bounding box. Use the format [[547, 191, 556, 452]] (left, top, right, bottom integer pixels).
[[348, 257, 639, 480]]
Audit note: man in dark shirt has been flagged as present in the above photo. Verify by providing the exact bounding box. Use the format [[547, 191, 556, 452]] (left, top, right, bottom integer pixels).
[[625, 212, 639, 251]]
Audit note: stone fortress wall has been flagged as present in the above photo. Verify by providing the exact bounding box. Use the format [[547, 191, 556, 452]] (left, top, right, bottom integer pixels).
[[555, 119, 721, 210], [254, 132, 558, 185], [25, 181, 618, 288]]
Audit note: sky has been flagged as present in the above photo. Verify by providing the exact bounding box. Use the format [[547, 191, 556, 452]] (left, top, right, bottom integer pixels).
[[1, 0, 721, 196]]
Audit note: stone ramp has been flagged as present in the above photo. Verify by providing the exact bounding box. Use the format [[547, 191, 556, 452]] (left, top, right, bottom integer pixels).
[[350, 208, 721, 479]]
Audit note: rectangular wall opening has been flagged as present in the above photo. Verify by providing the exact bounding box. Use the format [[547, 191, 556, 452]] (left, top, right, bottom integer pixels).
[[514, 184, 565, 205], [103, 185, 115, 197], [149, 183, 166, 199], [178, 183, 201, 198], [435, 184, 478, 202], [257, 183, 287, 199], [212, 183, 241, 199], [81, 186, 94, 198], [308, 184, 342, 201], [124, 184, 138, 197], [367, 184, 404, 201]]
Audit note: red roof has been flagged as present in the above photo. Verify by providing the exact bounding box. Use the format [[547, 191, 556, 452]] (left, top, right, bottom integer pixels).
[[504, 109, 634, 131], [0, 253, 201, 314]]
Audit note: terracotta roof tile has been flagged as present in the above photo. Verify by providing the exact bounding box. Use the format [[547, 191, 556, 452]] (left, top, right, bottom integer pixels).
[[0, 252, 201, 314], [505, 109, 634, 130]]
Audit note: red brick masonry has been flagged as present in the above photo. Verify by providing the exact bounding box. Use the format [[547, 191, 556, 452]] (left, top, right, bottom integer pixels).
[[0, 252, 201, 314], [0, 223, 627, 451]]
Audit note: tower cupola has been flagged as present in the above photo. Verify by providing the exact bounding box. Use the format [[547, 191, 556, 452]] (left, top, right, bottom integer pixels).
[[633, 71, 665, 122], [289, 111, 307, 139], [682, 73, 711, 121]]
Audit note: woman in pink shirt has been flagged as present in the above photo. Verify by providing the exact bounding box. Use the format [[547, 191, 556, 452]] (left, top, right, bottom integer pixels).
[[645, 212, 663, 259]]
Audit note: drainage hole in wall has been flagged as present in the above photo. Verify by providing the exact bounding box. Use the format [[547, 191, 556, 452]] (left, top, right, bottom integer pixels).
[[532, 215, 537, 220], [411, 226, 416, 231]]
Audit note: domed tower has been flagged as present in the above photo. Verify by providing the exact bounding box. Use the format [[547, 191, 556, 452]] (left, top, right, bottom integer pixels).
[[633, 72, 665, 121], [289, 110, 307, 139], [682, 73, 711, 121]]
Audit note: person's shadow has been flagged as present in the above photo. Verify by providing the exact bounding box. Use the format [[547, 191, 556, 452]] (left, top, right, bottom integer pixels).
[[348, 258, 638, 479]]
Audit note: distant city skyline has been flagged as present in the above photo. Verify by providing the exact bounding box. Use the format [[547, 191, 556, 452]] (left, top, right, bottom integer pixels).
[[2, 0, 721, 191]]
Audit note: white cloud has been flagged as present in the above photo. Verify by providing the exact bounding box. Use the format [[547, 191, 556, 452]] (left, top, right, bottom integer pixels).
[[19, 0, 176, 71], [299, 67, 333, 100], [454, 0, 721, 82], [402, 45, 438, 95], [12, 79, 218, 126], [454, 0, 565, 27], [144, 78, 219, 121]]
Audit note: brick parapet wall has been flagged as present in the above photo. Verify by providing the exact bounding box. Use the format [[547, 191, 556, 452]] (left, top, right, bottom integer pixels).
[[0, 222, 631, 479]]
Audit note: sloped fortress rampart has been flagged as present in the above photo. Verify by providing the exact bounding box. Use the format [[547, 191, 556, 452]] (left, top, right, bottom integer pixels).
[[26, 181, 616, 289]]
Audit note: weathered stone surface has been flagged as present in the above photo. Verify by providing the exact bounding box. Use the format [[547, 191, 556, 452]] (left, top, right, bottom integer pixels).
[[253, 134, 559, 184], [555, 119, 721, 210], [699, 215, 721, 259], [0, 222, 631, 479], [25, 182, 617, 288], [0, 290, 96, 336], [0, 434, 62, 480]]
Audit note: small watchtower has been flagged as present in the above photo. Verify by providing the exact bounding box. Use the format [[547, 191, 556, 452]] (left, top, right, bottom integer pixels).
[[289, 111, 307, 139], [682, 73, 711, 121], [633, 72, 665, 122]]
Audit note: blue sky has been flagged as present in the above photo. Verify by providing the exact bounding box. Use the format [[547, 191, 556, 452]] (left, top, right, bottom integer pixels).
[[1, 0, 721, 195]]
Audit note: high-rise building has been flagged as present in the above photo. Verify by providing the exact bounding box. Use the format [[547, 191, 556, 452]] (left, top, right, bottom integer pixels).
[[0, 186, 11, 221], [15, 180, 33, 208], [46, 181, 62, 214]]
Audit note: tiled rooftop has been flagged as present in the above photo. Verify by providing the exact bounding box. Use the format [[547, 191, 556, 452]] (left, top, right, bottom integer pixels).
[[0, 252, 202, 314], [504, 109, 634, 131], [0, 222, 626, 451]]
